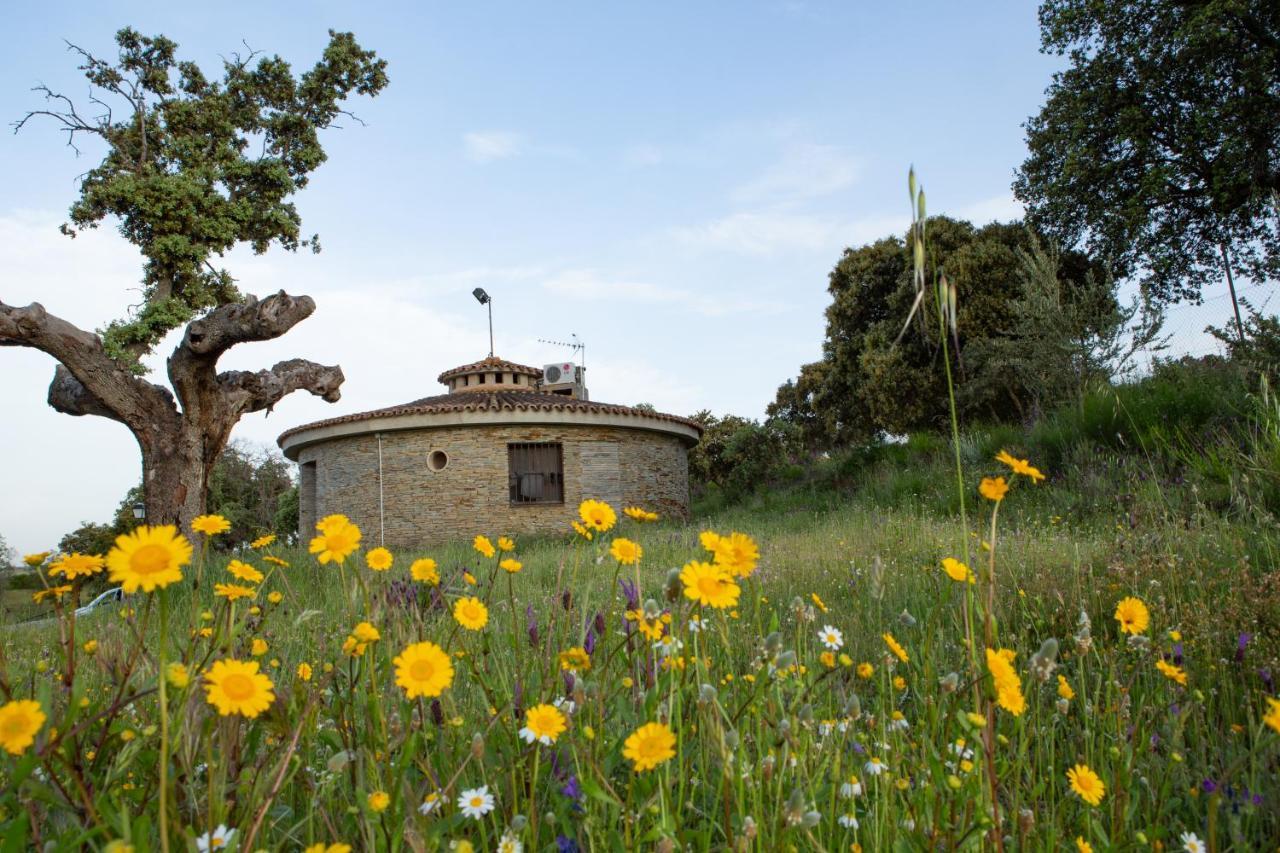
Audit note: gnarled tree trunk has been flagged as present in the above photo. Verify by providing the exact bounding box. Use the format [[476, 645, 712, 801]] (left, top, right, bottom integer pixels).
[[1, 291, 343, 536]]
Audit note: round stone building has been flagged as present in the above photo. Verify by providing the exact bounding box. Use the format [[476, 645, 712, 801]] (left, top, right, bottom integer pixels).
[[277, 356, 702, 545]]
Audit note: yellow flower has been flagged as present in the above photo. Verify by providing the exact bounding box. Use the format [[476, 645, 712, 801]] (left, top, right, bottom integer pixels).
[[214, 582, 257, 602], [203, 659, 275, 718], [1114, 597, 1150, 635], [680, 561, 741, 609], [226, 560, 265, 584], [623, 506, 659, 522], [251, 638, 269, 657], [367, 790, 390, 812], [191, 514, 231, 536], [570, 520, 594, 541], [1156, 659, 1188, 686], [309, 515, 362, 564], [820, 651, 836, 668], [811, 592, 828, 613], [366, 547, 393, 571], [0, 699, 46, 755], [304, 845, 351, 853], [166, 662, 191, 689], [1067, 763, 1105, 806], [520, 703, 568, 744], [22, 551, 51, 568], [883, 633, 909, 663], [623, 721, 677, 772], [33, 584, 73, 603], [893, 675, 907, 691], [609, 538, 642, 565], [1263, 697, 1280, 734], [1076, 837, 1092, 853], [986, 647, 1026, 716], [267, 591, 283, 604], [500, 558, 523, 574], [394, 641, 454, 698], [857, 662, 874, 679], [497, 536, 516, 552], [578, 499, 617, 533], [82, 639, 98, 654], [941, 557, 975, 584], [1057, 674, 1075, 700], [353, 622, 380, 644], [995, 450, 1046, 483], [411, 558, 440, 584], [473, 535, 496, 559], [263, 555, 289, 568], [49, 553, 106, 581], [711, 531, 759, 578], [699, 530, 721, 552], [979, 476, 1009, 502], [103, 842, 135, 853], [297, 662, 313, 681], [463, 571, 477, 585], [559, 647, 592, 672], [106, 525, 192, 593], [250, 533, 276, 549], [454, 597, 489, 630]]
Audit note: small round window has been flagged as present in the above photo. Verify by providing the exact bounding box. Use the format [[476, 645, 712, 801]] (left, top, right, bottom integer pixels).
[[428, 450, 449, 472]]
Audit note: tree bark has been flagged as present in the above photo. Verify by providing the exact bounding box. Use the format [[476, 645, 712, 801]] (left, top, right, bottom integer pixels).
[[1, 291, 343, 536]]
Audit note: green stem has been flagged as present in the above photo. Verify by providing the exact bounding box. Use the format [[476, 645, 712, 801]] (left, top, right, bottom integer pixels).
[[158, 588, 171, 853]]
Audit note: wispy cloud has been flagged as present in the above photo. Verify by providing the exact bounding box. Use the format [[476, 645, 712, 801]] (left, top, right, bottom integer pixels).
[[542, 268, 780, 316], [462, 131, 525, 163], [672, 211, 905, 256], [731, 143, 860, 204]]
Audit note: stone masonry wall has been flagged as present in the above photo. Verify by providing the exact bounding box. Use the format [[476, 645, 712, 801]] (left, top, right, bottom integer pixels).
[[296, 424, 690, 546]]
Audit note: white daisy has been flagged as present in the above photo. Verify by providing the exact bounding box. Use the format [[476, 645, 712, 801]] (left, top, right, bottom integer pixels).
[[888, 711, 910, 731], [688, 616, 706, 633], [863, 757, 887, 776], [1180, 833, 1205, 853], [818, 625, 844, 650], [818, 719, 836, 737], [497, 833, 523, 853], [418, 791, 442, 816], [195, 825, 235, 852], [457, 785, 495, 820], [838, 813, 859, 829], [840, 777, 863, 798], [654, 634, 684, 657], [553, 696, 577, 715]]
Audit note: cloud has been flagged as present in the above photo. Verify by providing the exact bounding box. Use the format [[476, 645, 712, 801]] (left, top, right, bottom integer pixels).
[[462, 131, 524, 163], [673, 211, 906, 256], [956, 193, 1024, 225], [542, 268, 781, 316], [732, 143, 861, 204], [622, 143, 664, 167]]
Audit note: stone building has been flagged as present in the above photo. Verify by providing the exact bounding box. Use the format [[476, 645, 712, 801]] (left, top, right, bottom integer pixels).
[[277, 355, 702, 545]]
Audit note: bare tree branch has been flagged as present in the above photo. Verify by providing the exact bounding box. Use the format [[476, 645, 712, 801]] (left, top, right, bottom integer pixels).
[[177, 292, 317, 359], [219, 358, 344, 417]]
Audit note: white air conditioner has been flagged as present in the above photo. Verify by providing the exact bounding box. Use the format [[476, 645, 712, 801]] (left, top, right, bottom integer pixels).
[[542, 362, 578, 385]]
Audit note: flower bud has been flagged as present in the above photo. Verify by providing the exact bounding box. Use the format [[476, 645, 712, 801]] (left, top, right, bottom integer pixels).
[[471, 732, 485, 758]]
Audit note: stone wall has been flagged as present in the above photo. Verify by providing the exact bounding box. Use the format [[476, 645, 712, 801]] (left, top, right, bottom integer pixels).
[[296, 424, 690, 546]]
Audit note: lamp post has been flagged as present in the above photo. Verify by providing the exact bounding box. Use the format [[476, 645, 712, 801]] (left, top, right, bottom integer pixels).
[[132, 502, 146, 525], [472, 288, 493, 357]]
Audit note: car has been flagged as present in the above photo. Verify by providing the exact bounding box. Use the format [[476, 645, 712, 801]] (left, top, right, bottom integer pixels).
[[74, 587, 123, 617]]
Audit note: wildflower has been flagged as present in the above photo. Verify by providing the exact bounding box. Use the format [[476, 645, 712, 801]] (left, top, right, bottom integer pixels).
[[624, 506, 659, 522], [1180, 832, 1205, 853], [609, 537, 642, 565], [457, 785, 495, 819], [195, 825, 235, 852], [818, 625, 844, 650], [49, 553, 106, 580], [1067, 764, 1105, 806], [309, 515, 362, 564], [498, 536, 516, 552], [680, 561, 741, 609], [699, 530, 722, 552], [941, 557, 975, 584], [304, 845, 351, 853], [857, 662, 874, 679], [1114, 597, 1150, 635], [393, 642, 454, 698], [106, 525, 192, 593], [411, 558, 440, 584], [893, 675, 907, 691], [811, 592, 828, 613], [263, 591, 282, 605], [367, 790, 390, 812], [986, 648, 1026, 716], [623, 721, 677, 772], [979, 476, 1008, 501], [214, 583, 256, 602], [500, 558, 523, 573], [559, 647, 591, 673], [888, 710, 909, 731], [226, 560, 264, 584], [520, 703, 568, 744], [497, 833, 522, 853], [578, 499, 617, 532], [0, 700, 46, 755], [418, 792, 443, 815], [839, 653, 853, 667], [81, 639, 98, 654], [297, 662, 313, 681], [711, 532, 759, 578], [995, 450, 1045, 482], [840, 777, 862, 798], [251, 638, 268, 657], [250, 533, 276, 549], [472, 535, 496, 558], [1262, 697, 1280, 733], [882, 633, 909, 663], [839, 815, 860, 830], [1157, 659, 1188, 686], [570, 520, 594, 541], [203, 659, 275, 718], [263, 555, 289, 567], [820, 651, 836, 668], [863, 756, 887, 776], [463, 571, 477, 585], [22, 552, 51, 567], [366, 547, 393, 571], [166, 662, 191, 689], [454, 597, 489, 630], [1075, 838, 1092, 853], [1057, 674, 1075, 700], [104, 843, 135, 853], [191, 514, 231, 536]]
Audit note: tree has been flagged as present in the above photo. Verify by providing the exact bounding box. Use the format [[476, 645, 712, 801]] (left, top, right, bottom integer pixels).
[[1, 29, 387, 531], [1014, 0, 1280, 311], [0, 533, 15, 569]]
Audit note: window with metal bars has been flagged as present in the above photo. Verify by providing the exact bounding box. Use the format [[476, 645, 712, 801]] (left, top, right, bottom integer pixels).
[[508, 442, 564, 504]]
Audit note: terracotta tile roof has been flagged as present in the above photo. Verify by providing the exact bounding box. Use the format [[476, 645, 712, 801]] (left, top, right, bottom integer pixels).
[[436, 356, 542, 384], [277, 390, 702, 447]]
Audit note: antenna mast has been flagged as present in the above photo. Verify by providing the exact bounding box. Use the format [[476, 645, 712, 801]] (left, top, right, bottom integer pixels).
[[538, 333, 585, 368]]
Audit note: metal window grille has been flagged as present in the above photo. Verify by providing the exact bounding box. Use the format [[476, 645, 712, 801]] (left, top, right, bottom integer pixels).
[[508, 442, 564, 504]]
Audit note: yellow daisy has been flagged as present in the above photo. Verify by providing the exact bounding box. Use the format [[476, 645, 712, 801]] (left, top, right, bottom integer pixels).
[[622, 721, 676, 772], [411, 558, 440, 585], [711, 532, 759, 578], [366, 547, 393, 571], [578, 499, 617, 533], [106, 525, 192, 593], [226, 560, 264, 584], [1067, 763, 1105, 806], [393, 641, 454, 698], [454, 597, 489, 631], [609, 538, 642, 566], [309, 516, 362, 564], [0, 699, 46, 755], [679, 561, 740, 609], [48, 553, 105, 581], [191, 514, 231, 536], [203, 659, 275, 718]]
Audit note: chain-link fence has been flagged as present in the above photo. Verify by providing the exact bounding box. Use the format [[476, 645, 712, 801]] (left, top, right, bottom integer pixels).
[[1132, 280, 1277, 374]]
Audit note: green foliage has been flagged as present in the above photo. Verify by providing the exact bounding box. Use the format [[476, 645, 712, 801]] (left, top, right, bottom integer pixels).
[[688, 410, 800, 498], [1015, 0, 1280, 303], [21, 27, 388, 362], [0, 533, 14, 569]]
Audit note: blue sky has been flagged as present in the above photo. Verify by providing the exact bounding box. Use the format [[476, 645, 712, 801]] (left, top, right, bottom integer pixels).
[[2, 1, 1065, 552]]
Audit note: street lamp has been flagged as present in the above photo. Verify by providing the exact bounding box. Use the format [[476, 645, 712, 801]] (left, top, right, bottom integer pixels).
[[132, 502, 145, 523], [472, 288, 493, 357]]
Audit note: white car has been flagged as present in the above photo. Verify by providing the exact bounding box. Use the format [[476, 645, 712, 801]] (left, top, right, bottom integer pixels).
[[74, 587, 123, 617]]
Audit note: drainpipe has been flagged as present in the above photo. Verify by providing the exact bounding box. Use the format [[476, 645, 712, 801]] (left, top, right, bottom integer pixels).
[[376, 432, 386, 546]]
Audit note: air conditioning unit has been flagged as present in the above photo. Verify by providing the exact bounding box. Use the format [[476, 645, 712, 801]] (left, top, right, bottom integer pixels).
[[542, 363, 578, 385]]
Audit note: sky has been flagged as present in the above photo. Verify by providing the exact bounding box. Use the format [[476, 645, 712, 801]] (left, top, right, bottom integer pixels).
[[0, 1, 1248, 554]]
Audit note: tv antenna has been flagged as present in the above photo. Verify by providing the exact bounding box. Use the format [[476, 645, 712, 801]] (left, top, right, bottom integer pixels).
[[538, 333, 585, 368]]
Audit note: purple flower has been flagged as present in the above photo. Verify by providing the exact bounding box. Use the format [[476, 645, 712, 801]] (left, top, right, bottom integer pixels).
[[1202, 778, 1218, 794], [562, 670, 575, 695], [526, 604, 539, 648], [584, 619, 598, 656], [556, 835, 581, 853], [619, 578, 639, 610], [1236, 633, 1251, 663], [1261, 668, 1274, 692], [1172, 642, 1183, 666]]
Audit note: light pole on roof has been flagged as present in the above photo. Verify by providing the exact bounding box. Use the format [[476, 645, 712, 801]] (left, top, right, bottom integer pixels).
[[472, 288, 493, 357]]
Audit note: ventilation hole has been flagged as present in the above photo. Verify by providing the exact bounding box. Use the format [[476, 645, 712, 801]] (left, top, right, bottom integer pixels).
[[427, 450, 449, 472]]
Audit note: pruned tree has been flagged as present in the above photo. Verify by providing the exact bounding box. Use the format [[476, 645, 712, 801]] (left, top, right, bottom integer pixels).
[[0, 28, 387, 531]]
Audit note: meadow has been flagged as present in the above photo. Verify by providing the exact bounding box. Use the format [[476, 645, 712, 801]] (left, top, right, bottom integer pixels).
[[2, 445, 1279, 851]]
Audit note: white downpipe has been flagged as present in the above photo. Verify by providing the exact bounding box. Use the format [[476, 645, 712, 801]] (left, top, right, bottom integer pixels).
[[376, 432, 386, 546]]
